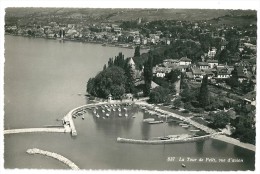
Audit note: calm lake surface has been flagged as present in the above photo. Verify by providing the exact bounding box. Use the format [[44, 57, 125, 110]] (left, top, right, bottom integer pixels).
[[4, 35, 255, 170]]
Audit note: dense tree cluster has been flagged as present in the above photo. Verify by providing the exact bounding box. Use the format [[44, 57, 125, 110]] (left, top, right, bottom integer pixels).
[[87, 66, 127, 99], [208, 111, 230, 129], [149, 86, 171, 104], [87, 52, 138, 99], [232, 104, 256, 144]]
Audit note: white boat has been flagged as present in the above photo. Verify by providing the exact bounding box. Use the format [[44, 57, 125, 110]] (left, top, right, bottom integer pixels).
[[148, 120, 163, 124], [179, 123, 188, 126], [125, 114, 128, 117], [107, 108, 111, 112], [190, 129, 200, 132], [82, 116, 85, 120], [102, 110, 105, 113], [123, 108, 127, 110], [93, 110, 97, 114], [182, 125, 189, 128], [112, 108, 116, 111], [96, 114, 100, 118], [119, 113, 122, 117], [143, 118, 155, 122], [118, 108, 121, 112], [106, 113, 109, 117]]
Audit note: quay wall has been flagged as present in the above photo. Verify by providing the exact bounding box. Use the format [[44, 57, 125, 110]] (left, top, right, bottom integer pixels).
[[26, 148, 79, 170], [64, 100, 135, 136]]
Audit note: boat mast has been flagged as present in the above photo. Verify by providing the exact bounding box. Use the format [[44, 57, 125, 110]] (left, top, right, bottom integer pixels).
[[164, 114, 167, 137]]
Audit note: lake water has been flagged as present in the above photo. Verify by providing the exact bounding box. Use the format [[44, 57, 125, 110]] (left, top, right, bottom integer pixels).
[[4, 35, 255, 170]]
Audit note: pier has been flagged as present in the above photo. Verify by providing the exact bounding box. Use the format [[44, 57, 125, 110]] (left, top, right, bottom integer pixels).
[[26, 148, 79, 170], [4, 128, 67, 135], [117, 134, 217, 144]]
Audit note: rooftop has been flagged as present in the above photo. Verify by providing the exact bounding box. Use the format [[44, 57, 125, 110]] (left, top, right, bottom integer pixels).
[[179, 57, 192, 62], [207, 60, 218, 63], [198, 62, 209, 66]]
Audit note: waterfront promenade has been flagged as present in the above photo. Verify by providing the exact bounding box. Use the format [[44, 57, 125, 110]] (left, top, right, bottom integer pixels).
[[26, 148, 79, 170]]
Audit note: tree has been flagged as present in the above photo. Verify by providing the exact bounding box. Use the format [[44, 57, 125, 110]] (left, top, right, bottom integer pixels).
[[86, 78, 95, 95], [227, 67, 239, 89], [143, 54, 153, 96], [216, 49, 229, 64], [149, 86, 171, 104], [173, 97, 182, 108], [241, 80, 254, 94], [124, 63, 136, 93], [208, 111, 230, 128], [134, 46, 140, 57], [198, 75, 210, 108], [165, 69, 181, 84], [103, 64, 107, 71]]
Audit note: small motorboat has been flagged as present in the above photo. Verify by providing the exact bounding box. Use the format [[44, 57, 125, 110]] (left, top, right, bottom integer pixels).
[[125, 114, 128, 117], [118, 108, 121, 112], [82, 116, 85, 120], [112, 108, 116, 111], [160, 136, 170, 140], [181, 163, 186, 168], [96, 114, 100, 118], [119, 113, 122, 117], [102, 110, 105, 113], [132, 116, 136, 118], [106, 113, 109, 117]]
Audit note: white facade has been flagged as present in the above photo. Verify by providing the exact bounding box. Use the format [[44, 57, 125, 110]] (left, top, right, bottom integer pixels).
[[179, 61, 191, 66]]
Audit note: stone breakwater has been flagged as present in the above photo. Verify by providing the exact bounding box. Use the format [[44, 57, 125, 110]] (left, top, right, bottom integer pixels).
[[26, 148, 80, 170], [117, 134, 217, 144], [4, 128, 67, 135]]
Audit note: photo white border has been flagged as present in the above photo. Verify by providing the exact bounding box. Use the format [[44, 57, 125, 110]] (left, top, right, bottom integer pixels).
[[0, 0, 259, 174]]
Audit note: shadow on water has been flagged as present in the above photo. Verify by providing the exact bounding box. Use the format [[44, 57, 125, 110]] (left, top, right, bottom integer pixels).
[[233, 145, 255, 170], [211, 139, 228, 151], [195, 140, 205, 154], [141, 122, 151, 140]]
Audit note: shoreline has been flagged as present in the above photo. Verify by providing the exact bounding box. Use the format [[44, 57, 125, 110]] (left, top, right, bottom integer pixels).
[[5, 33, 150, 50]]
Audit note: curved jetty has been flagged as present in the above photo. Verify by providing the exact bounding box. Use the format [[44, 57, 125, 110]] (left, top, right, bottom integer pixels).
[[26, 148, 79, 170]]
